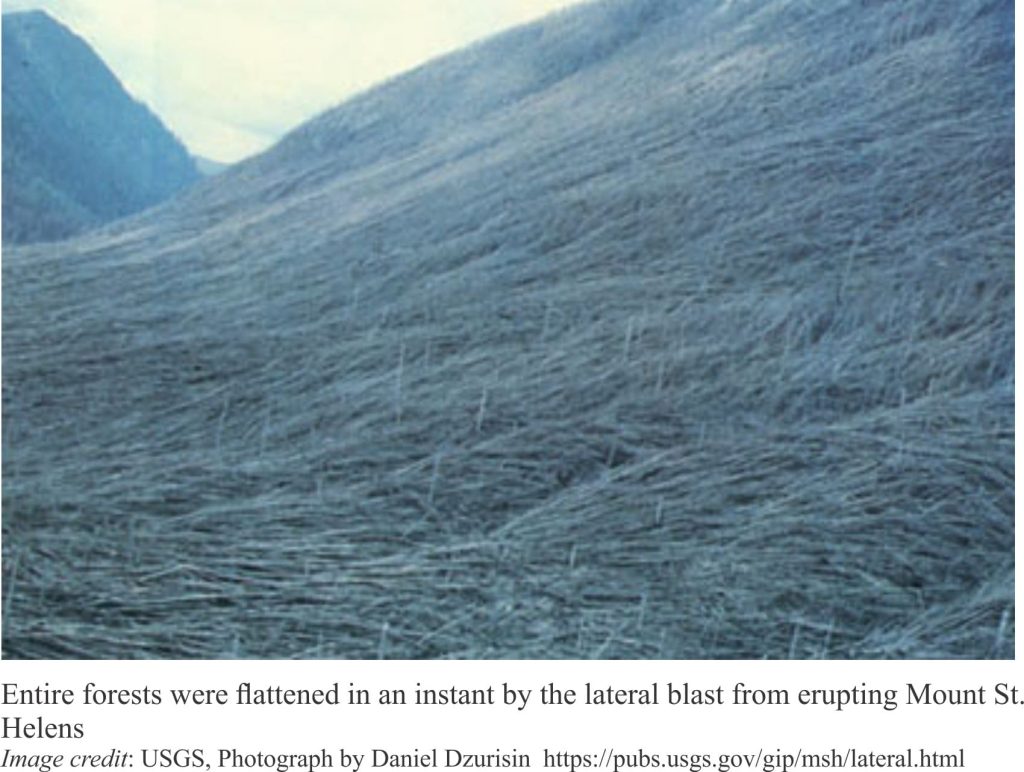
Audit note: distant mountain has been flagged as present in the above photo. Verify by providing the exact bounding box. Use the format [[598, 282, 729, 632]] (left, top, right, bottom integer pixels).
[[1, 10, 199, 244], [194, 155, 230, 177], [2, 0, 1013, 659]]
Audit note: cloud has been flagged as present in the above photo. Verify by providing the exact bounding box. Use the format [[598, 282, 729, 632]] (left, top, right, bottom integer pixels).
[[2, 0, 583, 162]]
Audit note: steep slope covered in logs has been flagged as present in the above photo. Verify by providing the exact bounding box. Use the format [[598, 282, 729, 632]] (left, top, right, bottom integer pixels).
[[2, 0, 1013, 658]]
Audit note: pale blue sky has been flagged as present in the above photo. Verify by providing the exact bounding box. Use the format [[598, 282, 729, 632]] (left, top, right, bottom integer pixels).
[[2, 0, 584, 162]]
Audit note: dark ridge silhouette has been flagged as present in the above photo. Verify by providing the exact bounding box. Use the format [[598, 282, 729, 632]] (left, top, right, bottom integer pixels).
[[1, 10, 200, 244], [1, 0, 1013, 658]]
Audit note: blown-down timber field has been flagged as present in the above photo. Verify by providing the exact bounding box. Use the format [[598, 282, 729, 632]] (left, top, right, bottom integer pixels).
[[1, 0, 1014, 658]]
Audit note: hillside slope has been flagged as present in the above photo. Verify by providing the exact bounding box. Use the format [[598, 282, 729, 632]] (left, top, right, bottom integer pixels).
[[1, 10, 200, 244], [1, 0, 1013, 658]]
